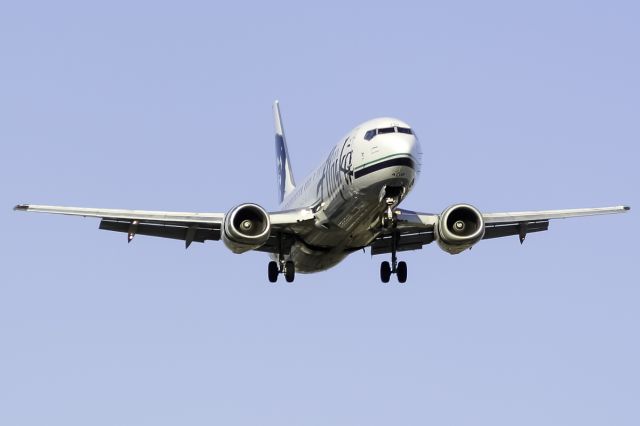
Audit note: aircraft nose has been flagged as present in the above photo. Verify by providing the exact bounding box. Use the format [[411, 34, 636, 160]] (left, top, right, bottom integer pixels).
[[404, 135, 417, 151], [370, 134, 421, 179], [391, 134, 420, 159], [394, 134, 421, 176]]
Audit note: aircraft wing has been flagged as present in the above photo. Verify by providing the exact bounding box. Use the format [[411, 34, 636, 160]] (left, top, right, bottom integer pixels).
[[481, 206, 629, 242], [14, 204, 314, 250], [370, 205, 630, 255]]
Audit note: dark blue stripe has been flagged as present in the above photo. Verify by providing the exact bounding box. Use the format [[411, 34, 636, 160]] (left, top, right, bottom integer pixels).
[[354, 157, 415, 179]]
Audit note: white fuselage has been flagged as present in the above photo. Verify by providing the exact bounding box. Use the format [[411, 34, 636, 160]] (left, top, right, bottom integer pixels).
[[273, 118, 422, 273]]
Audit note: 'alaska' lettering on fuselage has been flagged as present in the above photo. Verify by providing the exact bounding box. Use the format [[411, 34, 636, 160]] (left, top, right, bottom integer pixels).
[[316, 137, 353, 201]]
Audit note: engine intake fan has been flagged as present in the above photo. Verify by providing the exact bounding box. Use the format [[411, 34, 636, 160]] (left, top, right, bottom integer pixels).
[[222, 203, 271, 253], [436, 204, 485, 254]]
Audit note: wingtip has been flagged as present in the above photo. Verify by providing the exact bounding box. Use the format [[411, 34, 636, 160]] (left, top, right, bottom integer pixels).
[[14, 204, 29, 211]]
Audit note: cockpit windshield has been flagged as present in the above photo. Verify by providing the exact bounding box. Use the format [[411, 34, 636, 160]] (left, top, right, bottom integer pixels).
[[364, 126, 413, 141]]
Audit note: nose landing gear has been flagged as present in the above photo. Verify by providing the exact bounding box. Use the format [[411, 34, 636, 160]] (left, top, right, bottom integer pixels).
[[381, 197, 396, 228]]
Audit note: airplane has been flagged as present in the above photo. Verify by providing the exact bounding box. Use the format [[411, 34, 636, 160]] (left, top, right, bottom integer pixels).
[[15, 101, 630, 283]]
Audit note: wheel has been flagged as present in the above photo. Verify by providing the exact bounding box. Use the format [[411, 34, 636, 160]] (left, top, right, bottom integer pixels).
[[397, 261, 407, 283], [268, 261, 279, 283], [284, 261, 295, 283], [380, 261, 391, 283]]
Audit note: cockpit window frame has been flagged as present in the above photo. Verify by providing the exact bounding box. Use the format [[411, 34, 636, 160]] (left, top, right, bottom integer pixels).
[[364, 126, 413, 141], [377, 127, 396, 135], [364, 129, 377, 141]]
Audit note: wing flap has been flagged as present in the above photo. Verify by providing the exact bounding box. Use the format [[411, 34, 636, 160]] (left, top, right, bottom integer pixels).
[[483, 220, 548, 240], [370, 231, 435, 255], [15, 203, 224, 248], [99, 219, 221, 243]]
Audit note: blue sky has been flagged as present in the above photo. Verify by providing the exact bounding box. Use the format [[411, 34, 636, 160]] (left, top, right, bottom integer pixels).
[[1, 1, 638, 425]]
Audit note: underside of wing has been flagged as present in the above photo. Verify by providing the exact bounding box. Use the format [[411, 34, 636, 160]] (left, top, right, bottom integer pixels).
[[14, 204, 224, 248], [483, 220, 549, 241], [253, 207, 316, 254], [14, 203, 316, 252], [368, 204, 630, 255], [98, 218, 221, 246], [369, 209, 437, 255], [370, 230, 435, 255]]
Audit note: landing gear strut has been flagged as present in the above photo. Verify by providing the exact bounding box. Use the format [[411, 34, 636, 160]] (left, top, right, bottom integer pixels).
[[381, 197, 396, 228], [379, 199, 408, 283], [379, 234, 408, 284]]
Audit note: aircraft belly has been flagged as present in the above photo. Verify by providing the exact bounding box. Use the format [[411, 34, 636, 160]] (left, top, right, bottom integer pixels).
[[304, 190, 375, 246], [285, 159, 418, 274], [288, 199, 379, 275], [289, 244, 347, 273]]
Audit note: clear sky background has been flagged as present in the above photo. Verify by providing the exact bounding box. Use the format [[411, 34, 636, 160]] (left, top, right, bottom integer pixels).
[[1, 1, 638, 425]]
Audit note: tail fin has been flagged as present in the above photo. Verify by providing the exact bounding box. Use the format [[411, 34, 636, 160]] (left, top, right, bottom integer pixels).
[[273, 100, 296, 203]]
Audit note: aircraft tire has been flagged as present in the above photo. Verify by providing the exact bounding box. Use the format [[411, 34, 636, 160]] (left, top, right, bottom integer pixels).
[[397, 261, 407, 283], [284, 261, 295, 283], [380, 261, 391, 283], [268, 261, 279, 283]]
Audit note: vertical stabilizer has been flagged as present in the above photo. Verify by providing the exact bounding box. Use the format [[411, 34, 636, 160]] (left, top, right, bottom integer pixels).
[[273, 100, 296, 203]]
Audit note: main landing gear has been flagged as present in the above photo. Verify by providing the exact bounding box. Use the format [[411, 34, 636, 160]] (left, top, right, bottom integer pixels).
[[379, 195, 408, 284], [268, 234, 295, 283], [380, 246, 408, 284], [268, 259, 295, 283]]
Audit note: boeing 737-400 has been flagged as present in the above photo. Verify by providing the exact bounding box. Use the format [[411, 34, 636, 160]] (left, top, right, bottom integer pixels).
[[15, 101, 630, 283]]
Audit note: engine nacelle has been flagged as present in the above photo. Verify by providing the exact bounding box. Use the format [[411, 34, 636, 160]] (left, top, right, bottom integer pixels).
[[436, 204, 485, 254], [222, 203, 271, 254]]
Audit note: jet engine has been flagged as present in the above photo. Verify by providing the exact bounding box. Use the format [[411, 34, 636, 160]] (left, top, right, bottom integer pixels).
[[436, 204, 485, 254], [222, 203, 271, 254]]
